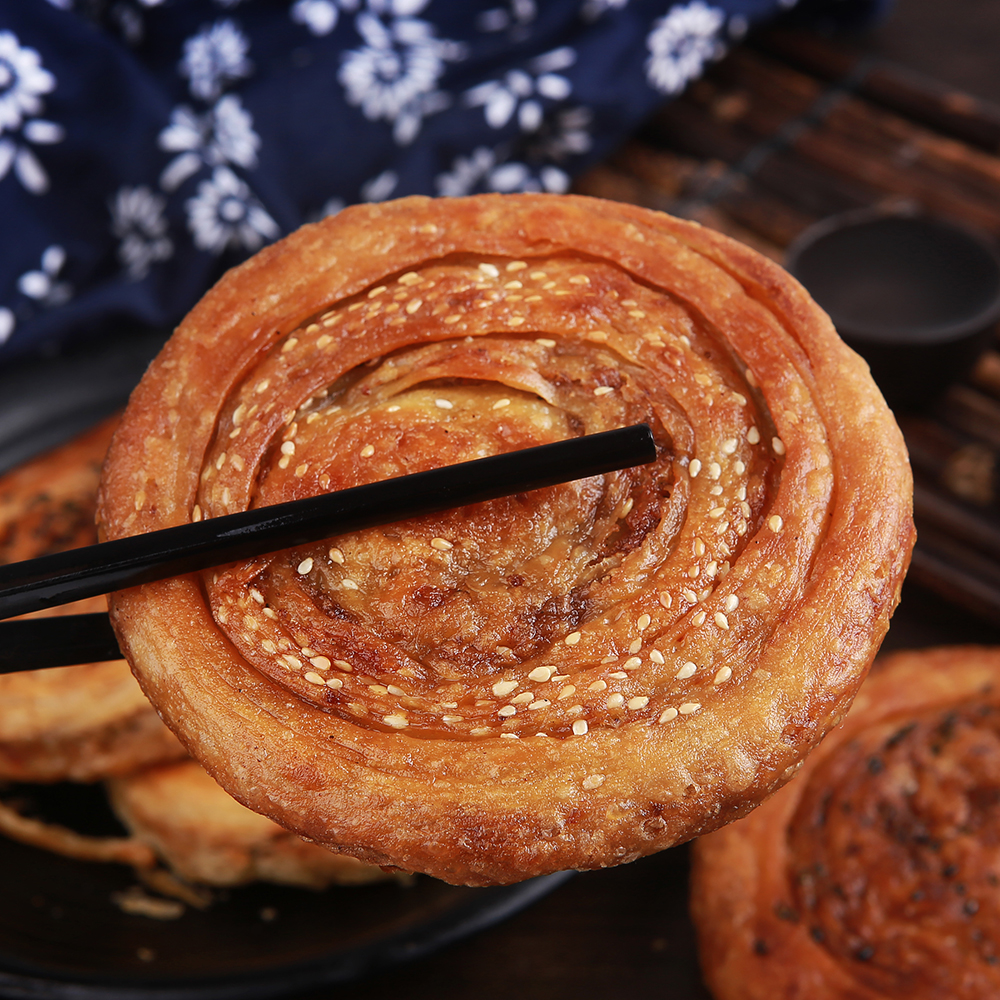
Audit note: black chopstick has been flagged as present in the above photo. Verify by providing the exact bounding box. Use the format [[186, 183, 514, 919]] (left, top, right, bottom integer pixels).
[[0, 614, 121, 672], [0, 424, 656, 626]]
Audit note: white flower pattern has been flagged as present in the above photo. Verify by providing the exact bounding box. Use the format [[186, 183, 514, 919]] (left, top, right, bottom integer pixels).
[[17, 245, 71, 307], [435, 145, 568, 198], [645, 1, 726, 96], [110, 185, 174, 280], [185, 166, 279, 254], [581, 0, 629, 21], [338, 8, 465, 144], [291, 0, 360, 36], [0, 32, 64, 195], [464, 47, 575, 132], [180, 20, 253, 102], [158, 94, 260, 191]]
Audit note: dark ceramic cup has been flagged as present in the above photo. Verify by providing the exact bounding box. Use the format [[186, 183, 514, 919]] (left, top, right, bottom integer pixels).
[[785, 209, 1000, 410]]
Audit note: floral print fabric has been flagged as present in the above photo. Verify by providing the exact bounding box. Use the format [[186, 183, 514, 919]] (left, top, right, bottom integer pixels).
[[0, 0, 882, 359]]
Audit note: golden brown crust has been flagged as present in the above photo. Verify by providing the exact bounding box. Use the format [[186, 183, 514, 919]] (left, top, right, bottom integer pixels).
[[691, 646, 1000, 999], [100, 193, 913, 885], [107, 759, 398, 889], [0, 418, 184, 781]]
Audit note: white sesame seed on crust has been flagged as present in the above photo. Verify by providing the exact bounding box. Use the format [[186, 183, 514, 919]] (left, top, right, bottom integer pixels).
[[594, 386, 614, 397], [558, 685, 576, 700], [606, 693, 625, 709], [384, 715, 409, 729], [714, 666, 733, 685], [768, 514, 784, 532], [528, 666, 553, 682], [493, 680, 519, 697], [623, 656, 642, 670], [304, 672, 326, 686], [512, 692, 533, 704], [435, 398, 454, 409], [772, 437, 786, 455], [326, 678, 343, 689], [692, 610, 707, 626], [572, 720, 588, 735], [528, 700, 551, 710], [498, 705, 517, 718], [650, 650, 665, 665], [725, 594, 739, 612], [333, 660, 353, 672], [658, 708, 679, 723], [747, 427, 760, 444], [535, 338, 556, 347], [714, 612, 729, 630], [493, 398, 511, 409], [310, 656, 332, 670], [679, 702, 701, 715], [360, 444, 375, 458], [565, 632, 582, 646], [628, 638, 642, 655], [328, 547, 345, 564], [628, 696, 649, 710], [676, 662, 697, 680], [478, 263, 500, 278], [588, 680, 608, 692], [582, 774, 605, 790], [689, 459, 702, 477], [507, 261, 527, 272], [297, 557, 314, 574]]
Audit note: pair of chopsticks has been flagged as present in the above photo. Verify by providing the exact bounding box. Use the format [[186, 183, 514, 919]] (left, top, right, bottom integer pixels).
[[0, 424, 656, 672]]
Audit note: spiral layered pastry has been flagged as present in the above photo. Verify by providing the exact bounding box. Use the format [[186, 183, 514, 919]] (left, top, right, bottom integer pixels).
[[692, 646, 1000, 999], [0, 417, 183, 783], [99, 194, 913, 885]]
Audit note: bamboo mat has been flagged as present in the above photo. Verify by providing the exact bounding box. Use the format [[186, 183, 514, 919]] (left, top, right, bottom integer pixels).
[[575, 28, 1000, 626]]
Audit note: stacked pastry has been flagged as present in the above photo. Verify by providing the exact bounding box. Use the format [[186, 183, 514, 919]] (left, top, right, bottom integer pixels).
[[692, 645, 1000, 998], [0, 418, 392, 890], [97, 193, 915, 886]]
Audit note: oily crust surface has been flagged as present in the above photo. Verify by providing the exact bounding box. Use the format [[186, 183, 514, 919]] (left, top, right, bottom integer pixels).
[[691, 646, 1000, 999], [107, 759, 397, 889], [100, 193, 913, 885], [0, 417, 184, 782]]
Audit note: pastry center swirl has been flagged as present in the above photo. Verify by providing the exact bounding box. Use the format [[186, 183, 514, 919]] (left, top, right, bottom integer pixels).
[[197, 256, 785, 739], [789, 703, 1000, 997]]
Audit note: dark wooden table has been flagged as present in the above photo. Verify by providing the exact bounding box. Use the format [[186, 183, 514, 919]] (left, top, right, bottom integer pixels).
[[313, 3, 1000, 997]]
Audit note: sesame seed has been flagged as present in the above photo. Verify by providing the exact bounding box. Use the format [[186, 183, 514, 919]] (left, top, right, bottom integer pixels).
[[479, 263, 500, 278], [733, 393, 747, 405], [250, 589, 265, 604], [493, 680, 519, 697], [623, 656, 642, 670], [430, 537, 453, 551], [535, 337, 556, 347], [650, 650, 665, 665], [709, 506, 727, 519], [263, 608, 276, 619], [444, 315, 462, 324], [309, 656, 331, 670], [594, 386, 614, 397], [734, 460, 746, 474], [628, 696, 649, 710], [216, 452, 226, 471], [294, 463, 308, 477], [740, 502, 752, 518], [360, 445, 374, 460], [435, 398, 453, 409], [610, 671, 628, 679], [689, 459, 702, 477], [714, 666, 733, 685], [334, 659, 353, 672], [567, 704, 583, 715], [658, 592, 672, 609], [317, 334, 333, 348], [588, 680, 608, 692], [530, 270, 547, 280], [281, 441, 295, 455], [714, 612, 729, 629], [628, 310, 646, 319], [383, 715, 409, 729], [512, 692, 533, 704], [695, 538, 707, 556], [498, 705, 517, 717], [326, 678, 343, 689], [528, 666, 553, 682], [507, 316, 525, 326], [628, 638, 642, 654], [622, 499, 634, 517], [607, 693, 625, 709], [694, 373, 712, 387], [297, 557, 314, 574], [708, 462, 722, 480], [493, 398, 511, 409], [262, 639, 277, 654], [368, 286, 387, 298], [768, 514, 784, 532], [328, 547, 345, 564], [500, 732, 519, 739], [255, 379, 270, 394], [507, 261, 527, 271], [682, 588, 698, 603], [386, 405, 400, 413], [283, 655, 303, 669], [722, 438, 738, 455], [582, 775, 605, 790], [747, 427, 760, 444], [342, 579, 359, 590], [692, 611, 707, 626], [679, 702, 701, 715], [405, 298, 423, 314], [725, 594, 739, 612], [773, 437, 786, 455], [504, 280, 523, 290], [565, 631, 582, 646], [398, 272, 421, 285], [658, 708, 679, 723], [572, 720, 588, 736], [304, 671, 326, 685], [192, 504, 202, 522], [676, 662, 697, 680], [529, 700, 550, 710], [569, 274, 590, 285]]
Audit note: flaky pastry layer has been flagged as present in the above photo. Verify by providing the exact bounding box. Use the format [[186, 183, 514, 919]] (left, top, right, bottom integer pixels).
[[100, 194, 913, 885], [692, 646, 1000, 999]]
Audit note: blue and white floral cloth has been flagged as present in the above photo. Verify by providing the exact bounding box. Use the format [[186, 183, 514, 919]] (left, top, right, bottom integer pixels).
[[0, 0, 884, 361]]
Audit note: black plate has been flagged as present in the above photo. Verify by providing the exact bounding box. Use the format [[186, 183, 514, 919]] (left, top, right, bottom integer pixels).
[[0, 333, 572, 998]]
